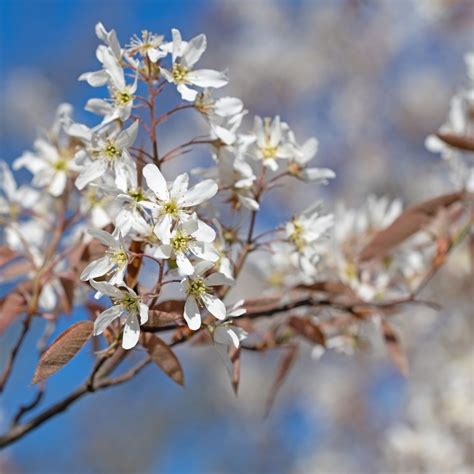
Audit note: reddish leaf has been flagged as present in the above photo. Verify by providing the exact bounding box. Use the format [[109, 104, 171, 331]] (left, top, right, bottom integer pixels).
[[150, 299, 184, 314], [265, 345, 299, 417], [243, 297, 284, 317], [289, 316, 326, 346], [0, 293, 26, 334], [360, 192, 463, 261], [126, 240, 143, 288], [59, 277, 75, 315], [145, 310, 183, 328], [381, 320, 409, 376], [436, 132, 474, 152], [1, 260, 35, 279], [0, 246, 17, 266], [144, 300, 185, 329], [297, 281, 353, 295], [141, 333, 184, 386], [32, 321, 94, 384], [230, 347, 241, 395]]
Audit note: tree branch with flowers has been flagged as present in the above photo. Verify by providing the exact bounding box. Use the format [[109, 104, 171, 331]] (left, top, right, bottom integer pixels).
[[0, 23, 472, 449]]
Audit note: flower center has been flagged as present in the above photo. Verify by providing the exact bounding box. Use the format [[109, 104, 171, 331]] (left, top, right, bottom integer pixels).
[[115, 90, 133, 105], [171, 231, 192, 254], [344, 262, 357, 281], [108, 250, 128, 266], [119, 293, 139, 312], [104, 143, 121, 159], [52, 158, 68, 172], [188, 277, 208, 299], [262, 145, 278, 159], [128, 188, 145, 202], [162, 199, 179, 217], [289, 222, 306, 251], [172, 63, 189, 83]]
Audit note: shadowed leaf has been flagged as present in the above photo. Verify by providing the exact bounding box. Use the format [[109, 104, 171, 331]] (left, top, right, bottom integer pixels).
[[126, 240, 143, 288], [289, 316, 326, 346], [0, 246, 17, 266], [59, 277, 75, 315], [265, 345, 299, 417], [32, 321, 93, 384], [0, 293, 25, 335], [230, 347, 241, 395], [360, 192, 463, 261], [381, 320, 409, 376], [141, 333, 184, 386], [436, 132, 474, 152]]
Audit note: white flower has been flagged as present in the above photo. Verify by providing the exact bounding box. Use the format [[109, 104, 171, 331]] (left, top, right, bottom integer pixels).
[[142, 163, 218, 243], [425, 54, 474, 189], [249, 116, 294, 171], [152, 216, 218, 276], [71, 121, 138, 191], [196, 92, 247, 145], [217, 151, 259, 211], [127, 30, 167, 62], [90, 281, 148, 350], [108, 162, 153, 237], [161, 29, 228, 101], [14, 103, 80, 196], [212, 219, 234, 280], [80, 229, 129, 285], [287, 131, 335, 183], [285, 204, 334, 277], [79, 23, 138, 125], [84, 57, 137, 125], [79, 22, 122, 87], [80, 186, 117, 229], [0, 161, 40, 225], [213, 300, 248, 376], [181, 262, 233, 330]]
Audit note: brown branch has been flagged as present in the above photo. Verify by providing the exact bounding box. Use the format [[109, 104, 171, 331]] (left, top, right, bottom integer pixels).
[[0, 315, 31, 392]]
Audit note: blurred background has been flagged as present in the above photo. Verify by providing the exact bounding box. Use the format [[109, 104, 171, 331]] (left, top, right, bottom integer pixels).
[[0, 0, 473, 472]]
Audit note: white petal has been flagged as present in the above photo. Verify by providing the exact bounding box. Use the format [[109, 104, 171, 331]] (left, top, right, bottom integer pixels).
[[176, 252, 194, 276], [122, 312, 140, 349], [80, 256, 114, 281], [48, 172, 67, 196], [90, 280, 123, 299], [88, 228, 118, 248], [75, 159, 107, 190], [79, 70, 109, 87], [193, 220, 216, 242], [184, 296, 201, 330], [85, 98, 113, 116], [189, 242, 218, 262], [180, 180, 217, 207], [269, 116, 281, 147], [202, 293, 226, 320], [214, 97, 243, 117], [94, 305, 122, 335], [148, 48, 167, 62], [187, 69, 228, 88], [154, 214, 172, 244], [177, 83, 198, 101], [300, 167, 335, 183], [182, 33, 206, 68], [205, 272, 233, 287], [171, 28, 183, 63], [170, 173, 189, 200], [116, 121, 139, 149], [139, 303, 149, 325], [143, 164, 169, 201]]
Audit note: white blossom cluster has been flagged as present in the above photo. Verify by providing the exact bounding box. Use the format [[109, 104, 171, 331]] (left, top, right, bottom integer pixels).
[[0, 23, 333, 352], [426, 51, 474, 191]]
